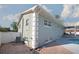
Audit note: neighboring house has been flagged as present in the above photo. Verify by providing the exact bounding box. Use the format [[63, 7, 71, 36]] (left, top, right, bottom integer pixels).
[[64, 22, 79, 36], [17, 5, 64, 49]]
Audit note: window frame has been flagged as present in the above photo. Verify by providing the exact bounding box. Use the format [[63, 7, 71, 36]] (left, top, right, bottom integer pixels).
[[26, 19, 29, 26], [44, 20, 48, 25], [44, 20, 51, 26]]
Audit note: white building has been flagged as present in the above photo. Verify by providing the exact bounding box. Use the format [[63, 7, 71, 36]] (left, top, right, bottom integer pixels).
[[17, 5, 64, 49]]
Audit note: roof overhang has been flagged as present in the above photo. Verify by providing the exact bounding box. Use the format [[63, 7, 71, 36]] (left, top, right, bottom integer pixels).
[[17, 5, 64, 27]]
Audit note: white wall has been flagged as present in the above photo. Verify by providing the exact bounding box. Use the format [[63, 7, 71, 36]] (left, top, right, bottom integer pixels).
[[0, 32, 20, 44], [23, 13, 33, 48], [18, 13, 34, 48], [36, 14, 64, 47], [17, 12, 64, 49]]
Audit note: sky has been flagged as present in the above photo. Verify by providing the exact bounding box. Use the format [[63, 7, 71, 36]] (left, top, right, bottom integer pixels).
[[0, 4, 79, 28]]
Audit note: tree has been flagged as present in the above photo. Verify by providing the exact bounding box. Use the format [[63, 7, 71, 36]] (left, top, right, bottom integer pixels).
[[0, 27, 10, 32], [11, 22, 18, 32]]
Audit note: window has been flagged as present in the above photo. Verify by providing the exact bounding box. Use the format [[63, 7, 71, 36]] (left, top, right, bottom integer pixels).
[[44, 20, 48, 25], [44, 20, 51, 26], [48, 22, 51, 26], [26, 19, 29, 26]]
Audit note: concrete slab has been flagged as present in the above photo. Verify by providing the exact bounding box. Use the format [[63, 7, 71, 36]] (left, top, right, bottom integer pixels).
[[62, 44, 79, 54], [55, 38, 79, 54], [0, 43, 32, 54]]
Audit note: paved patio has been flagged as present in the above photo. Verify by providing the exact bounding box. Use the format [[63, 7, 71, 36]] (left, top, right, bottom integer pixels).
[[0, 37, 79, 54], [58, 38, 79, 54], [34, 37, 79, 54], [0, 43, 32, 54], [35, 41, 73, 54]]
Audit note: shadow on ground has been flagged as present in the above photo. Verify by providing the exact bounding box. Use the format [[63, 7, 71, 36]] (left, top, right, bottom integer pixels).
[[40, 38, 79, 48]]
